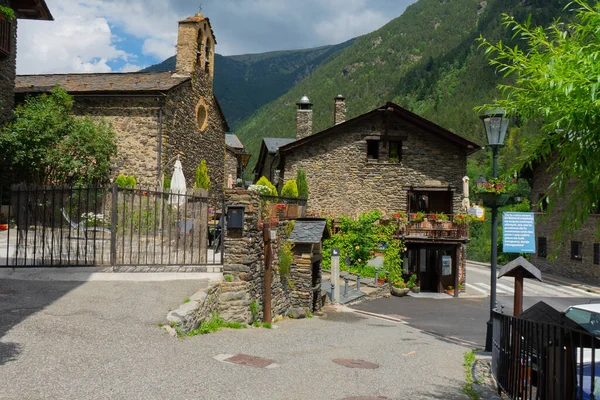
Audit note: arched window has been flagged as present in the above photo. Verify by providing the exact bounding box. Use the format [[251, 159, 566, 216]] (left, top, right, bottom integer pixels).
[[196, 100, 208, 131], [196, 31, 204, 66], [204, 38, 212, 75]]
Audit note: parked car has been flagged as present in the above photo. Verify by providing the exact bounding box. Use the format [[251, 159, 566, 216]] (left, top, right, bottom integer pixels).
[[564, 304, 600, 400]]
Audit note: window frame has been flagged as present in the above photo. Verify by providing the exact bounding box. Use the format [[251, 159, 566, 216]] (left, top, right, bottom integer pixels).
[[388, 140, 402, 163], [0, 18, 12, 58], [537, 237, 547, 258], [571, 241, 583, 262], [366, 139, 380, 160]]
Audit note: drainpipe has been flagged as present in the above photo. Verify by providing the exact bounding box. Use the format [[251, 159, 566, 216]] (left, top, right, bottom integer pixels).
[[157, 105, 163, 186]]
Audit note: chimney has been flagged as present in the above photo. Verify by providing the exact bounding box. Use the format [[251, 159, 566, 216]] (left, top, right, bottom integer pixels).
[[334, 94, 346, 125], [296, 95, 313, 140]]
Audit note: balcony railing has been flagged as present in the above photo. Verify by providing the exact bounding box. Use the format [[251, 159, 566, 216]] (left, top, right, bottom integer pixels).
[[400, 215, 469, 240], [0, 19, 12, 57]]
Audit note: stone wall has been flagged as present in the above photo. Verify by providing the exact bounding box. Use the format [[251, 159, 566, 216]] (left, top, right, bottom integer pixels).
[[283, 113, 467, 217], [530, 159, 600, 283], [73, 96, 161, 187], [0, 2, 16, 125], [223, 189, 294, 320], [334, 96, 345, 125], [288, 243, 320, 310], [225, 149, 238, 183], [163, 63, 226, 193]]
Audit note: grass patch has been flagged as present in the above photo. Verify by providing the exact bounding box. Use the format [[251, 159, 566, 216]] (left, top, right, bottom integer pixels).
[[261, 322, 272, 329], [306, 310, 313, 319], [157, 322, 164, 328], [222, 321, 247, 329], [183, 298, 190, 303], [224, 274, 233, 282], [461, 349, 481, 400], [184, 312, 248, 337], [253, 321, 261, 328]]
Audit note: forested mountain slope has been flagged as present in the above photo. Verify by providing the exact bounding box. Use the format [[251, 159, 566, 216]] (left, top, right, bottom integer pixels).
[[232, 0, 568, 171]]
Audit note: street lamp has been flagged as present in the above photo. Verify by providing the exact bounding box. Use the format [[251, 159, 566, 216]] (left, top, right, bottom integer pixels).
[[481, 109, 509, 352], [238, 150, 251, 189]]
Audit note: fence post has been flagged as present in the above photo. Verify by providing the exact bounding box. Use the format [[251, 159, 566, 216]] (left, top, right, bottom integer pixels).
[[110, 184, 117, 266]]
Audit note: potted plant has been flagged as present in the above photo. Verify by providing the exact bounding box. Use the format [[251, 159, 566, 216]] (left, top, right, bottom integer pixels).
[[391, 278, 410, 297], [433, 212, 452, 228], [444, 285, 455, 295], [406, 274, 419, 292], [474, 177, 517, 207], [0, 213, 7, 231]]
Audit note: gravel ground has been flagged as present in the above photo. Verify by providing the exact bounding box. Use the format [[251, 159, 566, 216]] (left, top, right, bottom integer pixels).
[[0, 279, 469, 400]]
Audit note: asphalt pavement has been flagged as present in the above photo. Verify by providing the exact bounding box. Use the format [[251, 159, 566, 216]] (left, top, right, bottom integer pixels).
[[352, 263, 600, 348], [0, 278, 471, 400]]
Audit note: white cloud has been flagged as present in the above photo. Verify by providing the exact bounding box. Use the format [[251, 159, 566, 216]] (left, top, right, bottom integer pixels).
[[16, 0, 415, 73], [142, 37, 176, 61], [120, 63, 143, 73], [17, 1, 132, 74]]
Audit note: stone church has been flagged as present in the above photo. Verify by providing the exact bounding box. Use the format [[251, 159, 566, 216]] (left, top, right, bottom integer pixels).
[[14, 13, 229, 190]]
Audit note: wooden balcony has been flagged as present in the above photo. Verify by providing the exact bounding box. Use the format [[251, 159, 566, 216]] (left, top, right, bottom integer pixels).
[[0, 18, 12, 57], [401, 218, 469, 241]]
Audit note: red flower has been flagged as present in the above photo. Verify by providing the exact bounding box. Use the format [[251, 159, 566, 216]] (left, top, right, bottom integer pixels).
[[392, 213, 400, 219], [276, 203, 286, 210]]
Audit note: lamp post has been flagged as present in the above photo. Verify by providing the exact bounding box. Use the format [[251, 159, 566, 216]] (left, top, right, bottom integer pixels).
[[481, 109, 509, 352], [238, 150, 251, 189]]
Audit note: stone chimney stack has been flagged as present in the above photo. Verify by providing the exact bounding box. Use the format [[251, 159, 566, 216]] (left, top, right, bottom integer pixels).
[[296, 95, 313, 140], [334, 94, 346, 125]]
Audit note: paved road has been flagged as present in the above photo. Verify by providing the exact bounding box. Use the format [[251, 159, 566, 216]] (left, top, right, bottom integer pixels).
[[0, 278, 470, 399], [465, 262, 600, 299], [352, 264, 600, 348]]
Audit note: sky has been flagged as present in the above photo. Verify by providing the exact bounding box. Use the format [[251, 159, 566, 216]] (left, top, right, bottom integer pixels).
[[16, 0, 417, 75]]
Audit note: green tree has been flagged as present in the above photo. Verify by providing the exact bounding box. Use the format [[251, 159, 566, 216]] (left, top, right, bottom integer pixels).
[[296, 169, 308, 200], [194, 159, 211, 190], [477, 0, 600, 240], [281, 179, 298, 198], [0, 86, 117, 185]]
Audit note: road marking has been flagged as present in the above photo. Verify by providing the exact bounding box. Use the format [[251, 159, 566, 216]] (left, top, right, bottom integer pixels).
[[496, 283, 514, 294], [474, 282, 508, 295], [466, 283, 488, 295]]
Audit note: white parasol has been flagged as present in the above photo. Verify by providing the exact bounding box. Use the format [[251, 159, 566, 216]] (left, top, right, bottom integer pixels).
[[168, 157, 187, 208]]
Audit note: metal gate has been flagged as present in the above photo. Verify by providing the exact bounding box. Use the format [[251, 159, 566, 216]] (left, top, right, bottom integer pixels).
[[0, 184, 224, 267]]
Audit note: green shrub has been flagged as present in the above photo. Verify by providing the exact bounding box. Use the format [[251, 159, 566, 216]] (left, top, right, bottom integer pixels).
[[249, 301, 260, 321], [278, 241, 294, 276], [195, 159, 211, 190], [256, 176, 278, 196], [383, 240, 403, 283], [115, 174, 136, 188], [163, 176, 171, 190], [296, 169, 308, 200], [0, 5, 16, 20], [224, 274, 233, 282], [281, 179, 299, 199]]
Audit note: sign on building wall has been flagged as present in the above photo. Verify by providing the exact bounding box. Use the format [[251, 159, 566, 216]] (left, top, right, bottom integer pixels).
[[442, 255, 452, 276], [502, 212, 536, 253], [468, 205, 485, 221]]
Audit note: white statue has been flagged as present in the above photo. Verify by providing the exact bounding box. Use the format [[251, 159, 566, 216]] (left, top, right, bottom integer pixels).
[[227, 174, 233, 189]]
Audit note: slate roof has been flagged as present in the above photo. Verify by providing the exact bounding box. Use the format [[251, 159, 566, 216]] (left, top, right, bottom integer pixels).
[[263, 138, 296, 153], [279, 101, 481, 155], [288, 219, 329, 244], [225, 134, 244, 149], [14, 72, 190, 94]]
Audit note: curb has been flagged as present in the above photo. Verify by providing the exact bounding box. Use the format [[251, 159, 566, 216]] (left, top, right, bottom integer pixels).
[[468, 260, 600, 296]]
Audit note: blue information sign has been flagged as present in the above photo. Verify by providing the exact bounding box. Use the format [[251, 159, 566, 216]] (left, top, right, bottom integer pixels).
[[502, 212, 536, 253]]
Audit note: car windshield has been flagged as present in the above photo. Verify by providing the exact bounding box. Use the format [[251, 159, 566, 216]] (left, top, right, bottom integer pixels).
[[565, 307, 600, 334]]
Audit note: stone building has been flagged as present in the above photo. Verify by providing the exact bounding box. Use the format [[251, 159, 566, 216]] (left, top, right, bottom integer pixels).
[[14, 13, 229, 190], [527, 158, 600, 284], [254, 95, 481, 293], [0, 0, 53, 125], [225, 133, 244, 185]]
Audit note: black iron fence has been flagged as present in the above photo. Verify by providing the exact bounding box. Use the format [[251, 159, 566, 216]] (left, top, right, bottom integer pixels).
[[0, 184, 224, 267], [493, 311, 600, 399]]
